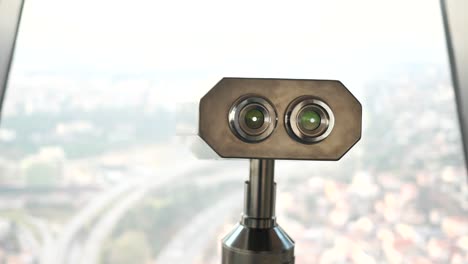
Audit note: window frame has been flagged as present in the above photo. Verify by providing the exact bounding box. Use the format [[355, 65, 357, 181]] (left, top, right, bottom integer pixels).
[[441, 0, 468, 174], [0, 0, 25, 118]]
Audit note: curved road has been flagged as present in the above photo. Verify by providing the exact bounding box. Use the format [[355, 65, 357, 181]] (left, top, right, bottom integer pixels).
[[79, 163, 245, 264], [154, 191, 242, 264], [47, 160, 243, 264]]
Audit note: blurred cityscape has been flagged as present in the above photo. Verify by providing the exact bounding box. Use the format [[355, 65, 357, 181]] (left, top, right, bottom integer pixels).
[[0, 62, 467, 264]]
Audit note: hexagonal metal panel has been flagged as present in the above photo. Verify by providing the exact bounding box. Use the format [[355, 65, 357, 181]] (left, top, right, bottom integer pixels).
[[199, 78, 362, 160]]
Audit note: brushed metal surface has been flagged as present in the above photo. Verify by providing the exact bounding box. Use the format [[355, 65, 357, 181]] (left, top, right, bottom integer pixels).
[[199, 78, 362, 160], [245, 159, 275, 222], [223, 159, 294, 263], [222, 224, 295, 264]]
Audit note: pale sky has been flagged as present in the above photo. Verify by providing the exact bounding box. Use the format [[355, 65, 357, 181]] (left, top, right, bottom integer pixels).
[[9, 0, 448, 109]]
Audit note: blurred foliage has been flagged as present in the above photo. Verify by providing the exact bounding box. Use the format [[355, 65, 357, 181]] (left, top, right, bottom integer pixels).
[[23, 162, 61, 187], [0, 107, 174, 159], [104, 231, 151, 264], [102, 181, 237, 260], [361, 70, 464, 173]]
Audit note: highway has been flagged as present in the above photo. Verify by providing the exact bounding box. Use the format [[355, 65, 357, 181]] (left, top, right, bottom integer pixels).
[[3, 158, 303, 264], [79, 188, 148, 264], [49, 159, 244, 264], [50, 178, 142, 264], [16, 158, 300, 263], [154, 191, 242, 264], [78, 162, 245, 264]]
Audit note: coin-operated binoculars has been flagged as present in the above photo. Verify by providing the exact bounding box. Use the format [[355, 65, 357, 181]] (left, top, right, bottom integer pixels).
[[198, 78, 362, 264]]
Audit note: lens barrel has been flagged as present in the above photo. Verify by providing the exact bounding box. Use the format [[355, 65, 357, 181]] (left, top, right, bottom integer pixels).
[[285, 97, 334, 143], [229, 96, 277, 143]]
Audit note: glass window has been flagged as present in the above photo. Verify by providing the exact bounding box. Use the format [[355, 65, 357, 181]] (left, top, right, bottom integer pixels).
[[1, 0, 466, 263]]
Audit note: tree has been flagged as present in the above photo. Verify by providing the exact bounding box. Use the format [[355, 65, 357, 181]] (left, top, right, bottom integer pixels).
[[106, 231, 151, 264]]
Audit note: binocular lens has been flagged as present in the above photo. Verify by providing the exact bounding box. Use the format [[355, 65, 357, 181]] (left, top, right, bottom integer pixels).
[[229, 96, 277, 143], [285, 97, 335, 144], [298, 108, 321, 131], [244, 108, 265, 130]]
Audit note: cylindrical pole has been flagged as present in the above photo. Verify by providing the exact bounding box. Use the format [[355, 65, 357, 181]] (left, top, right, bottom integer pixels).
[[243, 159, 276, 228], [222, 159, 295, 264]]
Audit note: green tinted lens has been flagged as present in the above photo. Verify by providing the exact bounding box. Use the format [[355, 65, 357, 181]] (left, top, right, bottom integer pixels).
[[298, 108, 321, 131], [244, 109, 265, 129]]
